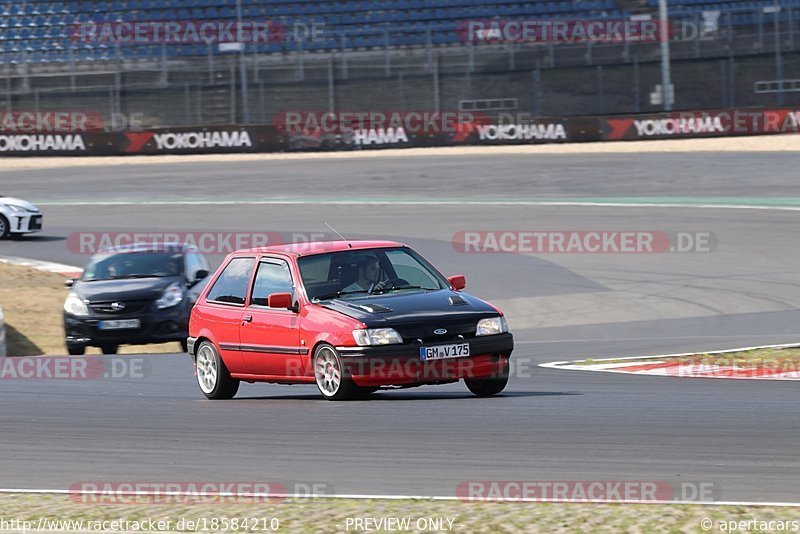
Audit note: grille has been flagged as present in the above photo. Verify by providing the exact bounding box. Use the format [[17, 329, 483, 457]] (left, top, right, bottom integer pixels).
[[396, 321, 477, 344], [89, 300, 150, 315]]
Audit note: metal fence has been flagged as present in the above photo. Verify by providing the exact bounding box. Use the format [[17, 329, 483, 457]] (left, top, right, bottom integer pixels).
[[2, 8, 800, 128]]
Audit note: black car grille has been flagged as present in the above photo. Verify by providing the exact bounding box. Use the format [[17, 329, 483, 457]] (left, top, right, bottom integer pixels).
[[396, 321, 478, 344], [89, 300, 151, 315], [29, 215, 42, 230]]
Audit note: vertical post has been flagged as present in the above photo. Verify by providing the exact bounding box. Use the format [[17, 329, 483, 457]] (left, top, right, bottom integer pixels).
[[185, 83, 191, 125], [509, 42, 516, 70], [465, 64, 472, 99], [634, 55, 640, 113], [548, 43, 555, 68], [33, 87, 39, 116], [659, 0, 673, 111], [729, 54, 736, 107], [340, 33, 348, 79], [197, 85, 203, 124], [108, 86, 115, 124], [596, 65, 604, 114], [237, 0, 250, 125], [426, 29, 433, 70], [468, 41, 475, 72], [327, 54, 335, 113], [384, 29, 391, 77], [586, 40, 593, 66], [532, 67, 541, 116], [230, 63, 236, 123], [296, 38, 304, 81], [259, 83, 266, 124], [253, 45, 260, 83], [160, 42, 167, 84], [773, 2, 784, 105], [433, 53, 440, 113], [5, 77, 11, 112], [398, 72, 405, 111], [68, 47, 76, 91], [720, 59, 728, 108], [207, 43, 214, 85]]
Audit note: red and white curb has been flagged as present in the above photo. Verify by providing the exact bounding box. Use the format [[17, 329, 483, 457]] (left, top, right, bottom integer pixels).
[[0, 256, 82, 278], [540, 343, 800, 381]]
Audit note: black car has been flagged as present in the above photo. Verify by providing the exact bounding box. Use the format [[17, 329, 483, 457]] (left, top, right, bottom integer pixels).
[[63, 243, 211, 355]]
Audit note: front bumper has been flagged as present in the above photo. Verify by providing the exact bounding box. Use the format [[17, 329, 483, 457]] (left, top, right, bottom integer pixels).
[[64, 306, 189, 347], [7, 212, 42, 234], [336, 332, 513, 387]]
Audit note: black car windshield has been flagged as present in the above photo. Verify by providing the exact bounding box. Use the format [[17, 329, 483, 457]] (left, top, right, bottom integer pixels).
[[82, 252, 183, 281], [298, 247, 448, 301]]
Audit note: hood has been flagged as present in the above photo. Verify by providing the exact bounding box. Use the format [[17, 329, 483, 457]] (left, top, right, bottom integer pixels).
[[0, 196, 39, 212], [319, 289, 500, 327], [73, 276, 181, 302]]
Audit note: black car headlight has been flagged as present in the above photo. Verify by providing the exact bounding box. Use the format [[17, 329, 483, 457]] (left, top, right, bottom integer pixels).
[[353, 328, 404, 346]]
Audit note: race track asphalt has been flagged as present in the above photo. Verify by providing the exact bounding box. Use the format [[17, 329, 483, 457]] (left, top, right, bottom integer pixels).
[[0, 150, 799, 503]]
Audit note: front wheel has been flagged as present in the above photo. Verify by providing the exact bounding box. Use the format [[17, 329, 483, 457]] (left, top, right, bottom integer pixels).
[[313, 345, 357, 401], [101, 344, 118, 355], [67, 343, 85, 356], [464, 363, 509, 397], [195, 341, 239, 399], [0, 215, 9, 240]]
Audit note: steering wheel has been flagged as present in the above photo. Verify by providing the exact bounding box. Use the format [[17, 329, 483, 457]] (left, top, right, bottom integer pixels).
[[373, 278, 410, 292]]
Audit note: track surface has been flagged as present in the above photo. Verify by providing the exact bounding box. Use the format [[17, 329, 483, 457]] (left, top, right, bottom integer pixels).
[[1, 151, 800, 502]]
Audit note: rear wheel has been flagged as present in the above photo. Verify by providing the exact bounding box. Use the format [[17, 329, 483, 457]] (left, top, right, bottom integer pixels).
[[313, 345, 357, 401], [196, 341, 239, 399], [464, 362, 509, 397]]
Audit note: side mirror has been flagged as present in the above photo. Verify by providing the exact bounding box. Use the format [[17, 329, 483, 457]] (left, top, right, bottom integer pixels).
[[448, 275, 466, 291], [187, 270, 209, 288], [268, 292, 294, 310], [65, 278, 76, 289]]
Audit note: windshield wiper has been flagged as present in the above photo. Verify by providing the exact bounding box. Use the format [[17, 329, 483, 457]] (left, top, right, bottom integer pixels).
[[313, 289, 369, 301], [370, 285, 424, 295]]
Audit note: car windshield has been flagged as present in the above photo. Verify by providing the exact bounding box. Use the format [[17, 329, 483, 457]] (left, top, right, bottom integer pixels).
[[82, 252, 184, 281], [298, 247, 448, 301]]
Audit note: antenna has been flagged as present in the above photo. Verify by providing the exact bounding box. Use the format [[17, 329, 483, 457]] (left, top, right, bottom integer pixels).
[[325, 222, 352, 248]]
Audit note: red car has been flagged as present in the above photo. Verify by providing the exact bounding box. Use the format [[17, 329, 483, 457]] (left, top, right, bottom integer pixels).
[[187, 241, 513, 400]]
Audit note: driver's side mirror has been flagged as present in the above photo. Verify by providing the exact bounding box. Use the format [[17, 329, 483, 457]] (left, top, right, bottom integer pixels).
[[268, 292, 295, 311], [448, 275, 466, 291], [65, 278, 76, 289]]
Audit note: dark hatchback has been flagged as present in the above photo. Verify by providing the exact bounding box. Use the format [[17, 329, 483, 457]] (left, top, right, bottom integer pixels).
[[63, 243, 211, 355]]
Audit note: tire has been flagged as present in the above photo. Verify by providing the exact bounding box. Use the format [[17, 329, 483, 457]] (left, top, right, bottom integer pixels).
[[101, 344, 118, 355], [0, 215, 9, 240], [464, 362, 509, 397], [313, 345, 357, 401], [355, 386, 380, 397], [67, 343, 85, 356], [180, 339, 189, 353], [195, 341, 240, 400]]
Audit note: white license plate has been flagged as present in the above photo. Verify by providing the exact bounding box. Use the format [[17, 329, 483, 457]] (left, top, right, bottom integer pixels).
[[419, 343, 470, 361], [98, 319, 141, 330]]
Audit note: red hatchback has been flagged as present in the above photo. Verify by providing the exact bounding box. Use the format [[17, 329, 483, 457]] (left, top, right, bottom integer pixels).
[[187, 241, 514, 400]]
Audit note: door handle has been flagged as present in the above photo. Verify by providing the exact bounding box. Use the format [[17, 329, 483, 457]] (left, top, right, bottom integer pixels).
[[242, 315, 253, 325]]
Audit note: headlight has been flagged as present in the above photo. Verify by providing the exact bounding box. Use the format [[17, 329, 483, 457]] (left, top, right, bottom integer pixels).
[[155, 283, 184, 309], [64, 292, 89, 317], [476, 316, 508, 336], [3, 204, 24, 213], [352, 328, 404, 346]]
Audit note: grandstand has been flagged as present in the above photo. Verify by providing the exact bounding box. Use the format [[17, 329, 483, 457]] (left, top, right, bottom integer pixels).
[[0, 0, 797, 64]]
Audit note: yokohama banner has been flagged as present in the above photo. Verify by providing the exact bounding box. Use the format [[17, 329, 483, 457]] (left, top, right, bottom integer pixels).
[[1, 107, 799, 156]]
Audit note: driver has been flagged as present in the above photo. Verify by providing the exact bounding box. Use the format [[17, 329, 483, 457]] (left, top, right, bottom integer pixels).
[[342, 253, 387, 293]]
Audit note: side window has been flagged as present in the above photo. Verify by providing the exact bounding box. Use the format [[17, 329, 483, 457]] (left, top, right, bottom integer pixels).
[[251, 261, 294, 307], [206, 257, 254, 305], [185, 252, 210, 282]]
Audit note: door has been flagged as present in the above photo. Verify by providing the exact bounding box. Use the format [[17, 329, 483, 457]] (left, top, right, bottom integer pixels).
[[201, 256, 256, 374], [239, 259, 303, 378]]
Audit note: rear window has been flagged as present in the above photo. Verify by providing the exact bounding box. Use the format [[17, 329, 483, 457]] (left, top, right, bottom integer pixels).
[[206, 257, 254, 305]]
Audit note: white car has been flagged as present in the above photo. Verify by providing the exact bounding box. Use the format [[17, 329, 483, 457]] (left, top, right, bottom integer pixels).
[[0, 196, 43, 239]]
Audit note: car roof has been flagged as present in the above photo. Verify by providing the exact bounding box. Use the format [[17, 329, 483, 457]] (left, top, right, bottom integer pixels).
[[237, 240, 406, 257]]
